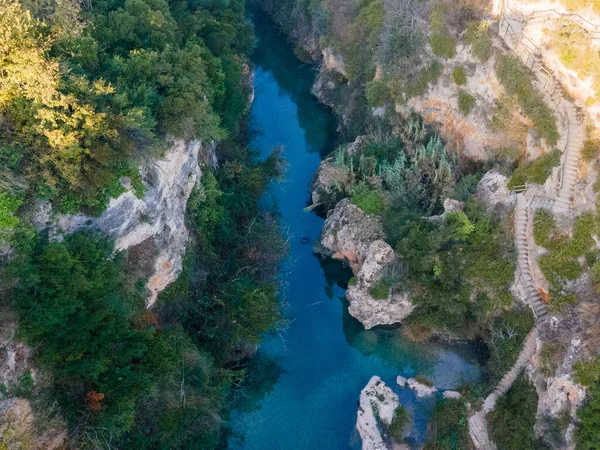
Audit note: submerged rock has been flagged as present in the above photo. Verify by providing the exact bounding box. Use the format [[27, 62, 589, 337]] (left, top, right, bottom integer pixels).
[[356, 376, 401, 450], [397, 376, 438, 398]]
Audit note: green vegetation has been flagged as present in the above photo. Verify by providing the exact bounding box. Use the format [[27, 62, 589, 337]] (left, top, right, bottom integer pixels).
[[465, 21, 493, 63], [365, 80, 389, 107], [458, 90, 475, 115], [573, 357, 600, 449], [582, 138, 600, 162], [386, 406, 409, 443], [488, 375, 539, 450], [369, 278, 391, 299], [430, 34, 456, 58], [0, 0, 253, 215], [507, 149, 561, 189], [403, 62, 443, 99], [497, 56, 559, 145], [452, 67, 467, 86], [351, 182, 385, 215], [533, 209, 596, 310], [424, 398, 469, 450]]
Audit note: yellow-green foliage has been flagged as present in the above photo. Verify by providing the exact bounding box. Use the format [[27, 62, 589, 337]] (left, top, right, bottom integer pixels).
[[507, 149, 561, 188], [549, 24, 600, 101], [582, 138, 600, 162], [428, 3, 455, 58], [452, 66, 467, 85], [560, 0, 600, 14]]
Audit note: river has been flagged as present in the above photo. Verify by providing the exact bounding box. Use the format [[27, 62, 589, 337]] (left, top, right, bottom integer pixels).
[[228, 11, 482, 449]]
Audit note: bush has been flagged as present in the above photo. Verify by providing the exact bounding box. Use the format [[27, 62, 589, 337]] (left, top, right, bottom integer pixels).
[[488, 375, 538, 450], [507, 149, 561, 188], [424, 398, 469, 450], [458, 90, 475, 115], [429, 33, 456, 58], [369, 278, 391, 299], [386, 406, 408, 443], [365, 80, 389, 107], [497, 56, 559, 145], [351, 182, 385, 215], [452, 66, 467, 85], [465, 21, 493, 62], [404, 61, 443, 98], [0, 190, 22, 230], [582, 139, 600, 162]]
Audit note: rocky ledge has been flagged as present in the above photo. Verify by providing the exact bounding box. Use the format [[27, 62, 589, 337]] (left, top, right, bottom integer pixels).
[[320, 199, 414, 329], [397, 376, 438, 398]]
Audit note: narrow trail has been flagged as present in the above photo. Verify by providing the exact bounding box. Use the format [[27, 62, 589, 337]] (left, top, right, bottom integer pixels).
[[469, 4, 588, 447]]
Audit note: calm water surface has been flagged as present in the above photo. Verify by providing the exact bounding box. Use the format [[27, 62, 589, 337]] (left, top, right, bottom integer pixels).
[[229, 12, 481, 450]]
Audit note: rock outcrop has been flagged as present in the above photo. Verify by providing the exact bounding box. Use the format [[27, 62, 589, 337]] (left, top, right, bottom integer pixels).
[[476, 169, 515, 215], [346, 240, 414, 329], [37, 139, 212, 307], [320, 200, 413, 328], [356, 376, 401, 450], [397, 376, 438, 398]]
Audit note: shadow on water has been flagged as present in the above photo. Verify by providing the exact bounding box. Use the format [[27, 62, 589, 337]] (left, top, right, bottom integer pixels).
[[229, 9, 484, 450]]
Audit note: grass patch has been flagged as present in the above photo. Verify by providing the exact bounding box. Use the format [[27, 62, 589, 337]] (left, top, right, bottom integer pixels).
[[458, 90, 475, 115], [365, 80, 389, 107], [404, 62, 443, 98], [497, 56, 559, 145], [507, 149, 561, 189], [465, 21, 493, 63], [430, 33, 456, 58], [452, 66, 467, 85], [350, 182, 385, 215], [582, 139, 600, 162], [369, 278, 391, 299], [424, 398, 469, 450], [488, 374, 538, 450]]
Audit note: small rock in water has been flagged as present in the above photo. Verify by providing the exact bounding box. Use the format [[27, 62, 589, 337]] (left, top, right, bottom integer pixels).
[[443, 390, 462, 399], [356, 376, 400, 450], [397, 376, 438, 398]]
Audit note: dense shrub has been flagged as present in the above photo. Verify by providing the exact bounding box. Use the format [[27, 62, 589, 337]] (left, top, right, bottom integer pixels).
[[452, 66, 467, 85], [429, 33, 456, 58], [424, 398, 469, 450], [351, 182, 385, 215], [465, 21, 493, 62], [497, 56, 559, 145], [365, 80, 390, 107], [458, 90, 475, 115], [582, 139, 600, 162], [489, 375, 539, 450], [386, 406, 409, 443], [403, 62, 443, 99], [369, 278, 391, 299], [507, 149, 561, 188]]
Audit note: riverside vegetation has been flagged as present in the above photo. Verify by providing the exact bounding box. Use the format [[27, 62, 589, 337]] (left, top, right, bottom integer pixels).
[[0, 0, 286, 448]]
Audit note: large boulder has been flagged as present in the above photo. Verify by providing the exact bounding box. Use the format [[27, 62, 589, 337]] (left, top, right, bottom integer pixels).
[[476, 169, 515, 215], [356, 376, 403, 450]]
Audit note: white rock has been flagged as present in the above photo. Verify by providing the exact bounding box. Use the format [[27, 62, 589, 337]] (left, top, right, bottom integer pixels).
[[397, 376, 438, 398], [356, 376, 400, 450], [443, 390, 462, 399]]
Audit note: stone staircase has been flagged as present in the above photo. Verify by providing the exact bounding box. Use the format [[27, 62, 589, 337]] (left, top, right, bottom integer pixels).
[[482, 327, 538, 412], [556, 101, 585, 210]]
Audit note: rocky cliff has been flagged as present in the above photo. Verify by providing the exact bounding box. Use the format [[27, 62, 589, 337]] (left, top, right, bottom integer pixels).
[[36, 138, 213, 307]]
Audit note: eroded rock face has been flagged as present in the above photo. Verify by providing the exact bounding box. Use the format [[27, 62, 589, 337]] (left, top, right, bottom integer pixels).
[[320, 199, 384, 273], [347, 240, 414, 329], [356, 376, 400, 450], [476, 169, 515, 215], [322, 47, 347, 77], [0, 317, 31, 389], [40, 139, 212, 307]]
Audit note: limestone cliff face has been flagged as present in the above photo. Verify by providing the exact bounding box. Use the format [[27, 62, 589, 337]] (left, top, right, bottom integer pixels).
[[37, 138, 213, 307]]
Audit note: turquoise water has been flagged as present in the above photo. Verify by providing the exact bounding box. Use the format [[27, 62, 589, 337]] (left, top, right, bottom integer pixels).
[[229, 12, 481, 449]]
